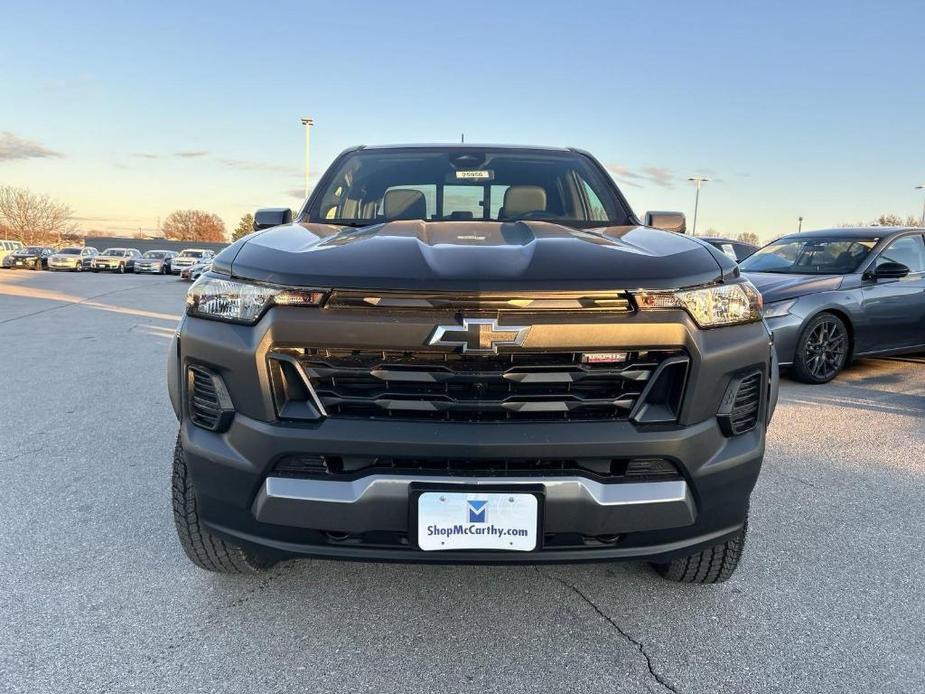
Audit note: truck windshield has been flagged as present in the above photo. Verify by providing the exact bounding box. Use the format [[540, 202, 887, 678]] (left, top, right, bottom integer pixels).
[[740, 237, 877, 274], [305, 148, 630, 228]]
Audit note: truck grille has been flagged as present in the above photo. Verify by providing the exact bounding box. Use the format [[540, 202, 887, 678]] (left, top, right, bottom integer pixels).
[[270, 348, 687, 422]]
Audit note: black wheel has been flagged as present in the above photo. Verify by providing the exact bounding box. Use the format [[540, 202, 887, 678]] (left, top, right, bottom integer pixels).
[[652, 511, 748, 583], [793, 313, 849, 384], [118, 263, 125, 274], [75, 262, 83, 272], [172, 433, 276, 574]]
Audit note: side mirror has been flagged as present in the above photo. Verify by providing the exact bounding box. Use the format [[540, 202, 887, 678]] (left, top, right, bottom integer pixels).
[[872, 261, 910, 280], [253, 208, 293, 231], [644, 211, 686, 234]]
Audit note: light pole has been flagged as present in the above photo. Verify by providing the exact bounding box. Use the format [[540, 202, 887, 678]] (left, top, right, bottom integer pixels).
[[798, 216, 803, 233], [300, 117, 314, 198], [687, 176, 710, 235], [916, 185, 925, 226]]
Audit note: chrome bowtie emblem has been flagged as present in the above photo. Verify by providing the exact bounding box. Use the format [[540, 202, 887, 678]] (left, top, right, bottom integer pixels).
[[427, 318, 530, 354]]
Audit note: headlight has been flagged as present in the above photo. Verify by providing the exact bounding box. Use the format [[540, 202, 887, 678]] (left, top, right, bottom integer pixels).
[[635, 281, 763, 328], [761, 299, 796, 319], [186, 275, 325, 324]]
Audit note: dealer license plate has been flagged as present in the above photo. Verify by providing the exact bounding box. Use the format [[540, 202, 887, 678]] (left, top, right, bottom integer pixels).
[[417, 491, 538, 552]]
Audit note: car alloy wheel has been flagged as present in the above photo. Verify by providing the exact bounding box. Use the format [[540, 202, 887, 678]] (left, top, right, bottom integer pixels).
[[801, 316, 848, 382], [118, 263, 125, 274]]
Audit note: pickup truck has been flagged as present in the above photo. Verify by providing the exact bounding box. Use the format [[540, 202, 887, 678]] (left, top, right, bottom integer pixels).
[[168, 144, 777, 583]]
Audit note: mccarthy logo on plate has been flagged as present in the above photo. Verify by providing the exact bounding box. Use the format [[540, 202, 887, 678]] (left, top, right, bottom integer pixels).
[[467, 500, 487, 523]]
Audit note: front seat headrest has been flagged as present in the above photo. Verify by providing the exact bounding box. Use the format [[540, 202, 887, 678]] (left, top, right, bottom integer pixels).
[[383, 189, 427, 221], [500, 185, 546, 220]]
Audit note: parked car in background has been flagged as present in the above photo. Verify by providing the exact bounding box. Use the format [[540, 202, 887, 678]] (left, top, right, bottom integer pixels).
[[6, 246, 54, 270], [171, 249, 215, 274], [741, 227, 925, 383], [91, 248, 142, 273], [179, 261, 211, 281], [134, 250, 177, 274], [700, 237, 758, 262], [48, 246, 99, 272], [0, 239, 24, 266]]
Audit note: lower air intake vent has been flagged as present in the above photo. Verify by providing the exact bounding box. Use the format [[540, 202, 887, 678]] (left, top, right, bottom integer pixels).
[[718, 371, 762, 436], [186, 365, 235, 432], [273, 455, 328, 476], [270, 455, 680, 481]]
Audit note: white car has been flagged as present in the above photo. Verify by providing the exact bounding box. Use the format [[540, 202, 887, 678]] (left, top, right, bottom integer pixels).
[[0, 239, 24, 267], [48, 246, 99, 272], [171, 249, 215, 274]]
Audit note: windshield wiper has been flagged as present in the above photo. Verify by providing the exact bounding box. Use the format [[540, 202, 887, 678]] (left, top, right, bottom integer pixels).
[[324, 220, 375, 228]]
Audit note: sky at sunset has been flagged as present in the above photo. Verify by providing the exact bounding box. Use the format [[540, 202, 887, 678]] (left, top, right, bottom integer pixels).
[[2, 0, 924, 241]]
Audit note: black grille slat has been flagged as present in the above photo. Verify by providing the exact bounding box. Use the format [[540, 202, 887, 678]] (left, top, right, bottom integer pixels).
[[280, 348, 684, 422], [187, 365, 232, 431], [729, 372, 761, 435]]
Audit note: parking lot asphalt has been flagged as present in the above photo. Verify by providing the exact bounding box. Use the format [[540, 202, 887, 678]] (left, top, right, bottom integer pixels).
[[1, 269, 923, 694]]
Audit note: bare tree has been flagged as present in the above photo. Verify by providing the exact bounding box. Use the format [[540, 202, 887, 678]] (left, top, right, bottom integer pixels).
[[736, 231, 761, 246], [0, 186, 77, 246], [162, 210, 226, 242], [876, 214, 905, 227]]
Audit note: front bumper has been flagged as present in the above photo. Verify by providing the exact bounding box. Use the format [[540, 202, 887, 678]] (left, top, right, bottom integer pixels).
[[170, 306, 775, 563], [10, 258, 41, 268], [764, 314, 804, 366], [49, 260, 79, 270], [181, 413, 762, 562]]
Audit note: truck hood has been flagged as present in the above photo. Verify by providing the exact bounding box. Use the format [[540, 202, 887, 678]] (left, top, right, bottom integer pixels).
[[744, 271, 844, 302], [225, 220, 728, 291]]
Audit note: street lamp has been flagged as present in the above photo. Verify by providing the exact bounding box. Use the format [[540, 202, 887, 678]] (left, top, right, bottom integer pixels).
[[300, 117, 314, 198], [916, 185, 925, 226], [798, 216, 803, 233], [687, 176, 710, 235]]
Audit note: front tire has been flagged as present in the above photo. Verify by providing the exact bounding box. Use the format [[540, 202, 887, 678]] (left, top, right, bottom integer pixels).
[[793, 313, 849, 384], [172, 433, 275, 574], [651, 513, 748, 584]]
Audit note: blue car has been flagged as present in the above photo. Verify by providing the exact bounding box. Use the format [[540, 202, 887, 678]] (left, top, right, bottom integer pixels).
[[742, 226, 925, 383]]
